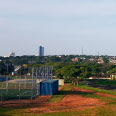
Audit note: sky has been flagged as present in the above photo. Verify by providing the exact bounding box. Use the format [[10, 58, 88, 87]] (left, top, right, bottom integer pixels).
[[0, 0, 116, 56]]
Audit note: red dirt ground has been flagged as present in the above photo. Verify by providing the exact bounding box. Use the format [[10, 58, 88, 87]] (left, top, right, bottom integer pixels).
[[60, 94, 105, 107], [96, 92, 116, 98], [73, 87, 116, 99], [58, 87, 63, 91], [0, 86, 110, 114], [72, 87, 94, 93], [0, 96, 51, 107], [24, 94, 106, 114]]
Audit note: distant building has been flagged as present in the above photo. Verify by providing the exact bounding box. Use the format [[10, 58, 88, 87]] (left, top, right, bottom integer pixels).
[[56, 55, 62, 58], [3, 56, 8, 58], [97, 58, 104, 64], [39, 46, 44, 56], [72, 57, 79, 62], [110, 74, 116, 80], [9, 52, 15, 57], [89, 58, 95, 62], [109, 59, 116, 65]]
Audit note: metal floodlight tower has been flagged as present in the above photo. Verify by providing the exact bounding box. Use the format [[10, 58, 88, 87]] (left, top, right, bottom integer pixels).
[[35, 66, 53, 80]]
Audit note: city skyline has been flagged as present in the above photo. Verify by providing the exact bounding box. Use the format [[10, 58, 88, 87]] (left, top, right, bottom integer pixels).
[[0, 0, 116, 56]]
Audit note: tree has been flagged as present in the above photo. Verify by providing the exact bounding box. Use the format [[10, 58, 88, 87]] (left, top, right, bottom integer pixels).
[[0, 61, 14, 75], [56, 65, 83, 86]]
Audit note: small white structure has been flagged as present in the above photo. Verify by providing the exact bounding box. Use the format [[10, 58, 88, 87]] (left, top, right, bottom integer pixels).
[[110, 74, 116, 80], [9, 52, 15, 57], [36, 79, 45, 83], [54, 79, 64, 86], [89, 77, 110, 80]]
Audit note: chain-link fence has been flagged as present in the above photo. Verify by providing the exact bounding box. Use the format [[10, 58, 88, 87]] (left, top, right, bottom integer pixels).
[[0, 66, 53, 105]]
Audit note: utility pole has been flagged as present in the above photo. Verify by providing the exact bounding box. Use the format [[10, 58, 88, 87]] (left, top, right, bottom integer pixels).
[[98, 51, 100, 57], [82, 47, 84, 60]]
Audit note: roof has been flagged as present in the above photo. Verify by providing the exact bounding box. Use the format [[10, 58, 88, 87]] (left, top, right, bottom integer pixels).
[[41, 80, 58, 83]]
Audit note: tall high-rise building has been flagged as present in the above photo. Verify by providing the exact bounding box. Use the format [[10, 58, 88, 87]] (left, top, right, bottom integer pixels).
[[39, 46, 44, 56], [42, 47, 44, 56]]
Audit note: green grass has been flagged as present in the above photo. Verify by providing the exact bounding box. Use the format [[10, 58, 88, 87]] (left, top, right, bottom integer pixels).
[[79, 92, 116, 105], [38, 105, 116, 116], [47, 94, 65, 103], [39, 109, 95, 116], [0, 82, 37, 100], [0, 107, 96, 116], [0, 108, 25, 116], [0, 89, 37, 100], [93, 79, 116, 86], [77, 84, 116, 105], [79, 84, 116, 95], [1, 105, 116, 116], [48, 83, 116, 104], [0, 82, 33, 89], [1, 83, 116, 116], [47, 86, 66, 103], [47, 84, 74, 103]]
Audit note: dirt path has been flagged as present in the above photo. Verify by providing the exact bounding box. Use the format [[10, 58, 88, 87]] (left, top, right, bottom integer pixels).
[[0, 96, 51, 107], [73, 87, 116, 99], [72, 87, 94, 93], [96, 92, 116, 98], [25, 94, 106, 114], [58, 86, 63, 91], [60, 94, 106, 107]]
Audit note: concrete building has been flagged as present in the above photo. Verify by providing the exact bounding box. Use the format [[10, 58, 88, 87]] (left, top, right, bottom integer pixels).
[[9, 52, 15, 57], [97, 58, 104, 64], [72, 57, 79, 62], [39, 46, 44, 56]]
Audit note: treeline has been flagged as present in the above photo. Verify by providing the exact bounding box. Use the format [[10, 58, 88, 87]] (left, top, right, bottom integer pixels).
[[0, 55, 109, 66], [0, 55, 115, 77]]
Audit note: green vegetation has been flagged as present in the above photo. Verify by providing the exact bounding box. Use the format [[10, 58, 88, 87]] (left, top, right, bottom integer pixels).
[[93, 79, 116, 86], [79, 84, 116, 96], [38, 105, 116, 116], [39, 109, 96, 116], [0, 60, 14, 75], [47, 94, 65, 103], [0, 89, 36, 100], [0, 55, 116, 78], [0, 82, 37, 100], [47, 85, 72, 103], [1, 54, 116, 116], [0, 108, 24, 116], [1, 105, 116, 116], [1, 83, 116, 116]]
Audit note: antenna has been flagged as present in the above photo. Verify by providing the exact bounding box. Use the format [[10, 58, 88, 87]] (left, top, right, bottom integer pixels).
[[82, 47, 83, 56]]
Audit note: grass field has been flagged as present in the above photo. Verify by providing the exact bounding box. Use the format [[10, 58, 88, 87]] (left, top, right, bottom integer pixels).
[[0, 89, 37, 100], [1, 105, 116, 116], [0, 81, 34, 88], [1, 80, 116, 116], [91, 79, 116, 86], [79, 84, 116, 95], [0, 82, 37, 100]]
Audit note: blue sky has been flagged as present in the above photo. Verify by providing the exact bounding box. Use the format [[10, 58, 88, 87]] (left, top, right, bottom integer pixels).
[[0, 0, 116, 56]]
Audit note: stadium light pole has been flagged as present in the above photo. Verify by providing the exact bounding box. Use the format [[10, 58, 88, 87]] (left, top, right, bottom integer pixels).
[[4, 63, 9, 99], [31, 68, 34, 100]]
